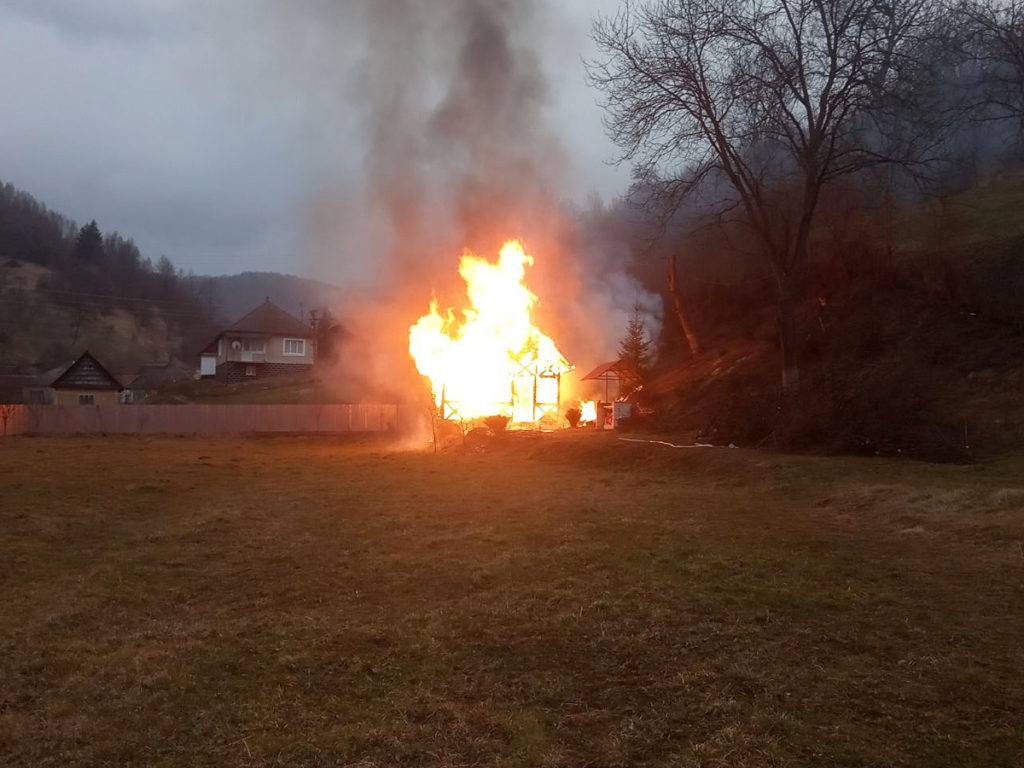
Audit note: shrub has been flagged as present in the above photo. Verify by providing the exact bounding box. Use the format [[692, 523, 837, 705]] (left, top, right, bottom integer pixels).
[[483, 415, 509, 434], [565, 407, 581, 428]]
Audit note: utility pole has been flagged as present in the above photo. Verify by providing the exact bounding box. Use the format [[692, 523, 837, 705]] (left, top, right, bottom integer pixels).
[[308, 309, 319, 404]]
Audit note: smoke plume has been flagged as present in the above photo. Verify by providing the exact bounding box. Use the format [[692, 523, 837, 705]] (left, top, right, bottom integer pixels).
[[219, 0, 657, 421]]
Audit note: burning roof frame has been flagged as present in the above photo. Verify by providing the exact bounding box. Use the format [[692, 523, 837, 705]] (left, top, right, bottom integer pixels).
[[581, 359, 642, 401], [437, 349, 573, 426]]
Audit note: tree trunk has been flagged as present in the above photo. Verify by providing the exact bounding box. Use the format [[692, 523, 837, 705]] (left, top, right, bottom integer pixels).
[[778, 175, 817, 393], [667, 254, 700, 356], [777, 272, 800, 392]]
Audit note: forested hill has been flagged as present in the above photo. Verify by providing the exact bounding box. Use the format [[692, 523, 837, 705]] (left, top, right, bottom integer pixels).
[[0, 180, 218, 371]]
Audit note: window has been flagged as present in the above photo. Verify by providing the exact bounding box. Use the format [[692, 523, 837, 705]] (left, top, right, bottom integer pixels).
[[242, 339, 265, 353], [26, 388, 48, 404], [78, 393, 95, 405], [245, 365, 257, 377], [283, 338, 306, 356]]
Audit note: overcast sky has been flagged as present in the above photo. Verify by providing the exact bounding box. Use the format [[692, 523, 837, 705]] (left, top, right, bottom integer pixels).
[[0, 0, 629, 280]]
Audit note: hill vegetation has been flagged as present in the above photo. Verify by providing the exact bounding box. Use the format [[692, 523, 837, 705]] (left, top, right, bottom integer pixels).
[[609, 173, 1024, 460], [0, 182, 345, 376], [580, 0, 1024, 461], [0, 181, 219, 371]]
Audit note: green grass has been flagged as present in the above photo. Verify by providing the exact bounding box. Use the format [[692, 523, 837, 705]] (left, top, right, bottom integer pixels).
[[893, 173, 1024, 255], [153, 373, 325, 404], [190, 381, 319, 404], [1, 433, 1022, 766]]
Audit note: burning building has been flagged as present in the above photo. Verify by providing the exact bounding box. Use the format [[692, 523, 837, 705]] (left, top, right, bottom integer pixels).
[[408, 240, 573, 428]]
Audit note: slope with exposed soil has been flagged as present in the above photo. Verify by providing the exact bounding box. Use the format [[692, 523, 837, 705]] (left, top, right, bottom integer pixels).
[[0, 259, 186, 372], [643, 177, 1024, 460]]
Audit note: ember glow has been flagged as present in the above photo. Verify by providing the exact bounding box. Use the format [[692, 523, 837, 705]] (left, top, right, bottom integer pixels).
[[409, 240, 572, 425]]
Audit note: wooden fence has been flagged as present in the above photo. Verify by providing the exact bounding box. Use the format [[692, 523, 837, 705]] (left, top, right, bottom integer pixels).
[[0, 404, 398, 436]]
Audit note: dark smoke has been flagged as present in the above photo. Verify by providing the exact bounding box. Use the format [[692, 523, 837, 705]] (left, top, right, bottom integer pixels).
[[338, 0, 566, 288], [218, 0, 656, 423]]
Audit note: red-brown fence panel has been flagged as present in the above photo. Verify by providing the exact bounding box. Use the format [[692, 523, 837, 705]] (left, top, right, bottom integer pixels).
[[0, 404, 398, 435]]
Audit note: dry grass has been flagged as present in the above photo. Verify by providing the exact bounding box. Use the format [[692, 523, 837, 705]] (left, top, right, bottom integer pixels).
[[1, 432, 1022, 766]]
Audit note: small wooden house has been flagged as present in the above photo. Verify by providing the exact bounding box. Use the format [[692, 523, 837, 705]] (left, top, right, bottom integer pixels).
[[32, 351, 124, 405]]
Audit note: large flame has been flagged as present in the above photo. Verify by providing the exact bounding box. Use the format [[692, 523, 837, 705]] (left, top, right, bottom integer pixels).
[[409, 240, 571, 424], [580, 400, 597, 424]]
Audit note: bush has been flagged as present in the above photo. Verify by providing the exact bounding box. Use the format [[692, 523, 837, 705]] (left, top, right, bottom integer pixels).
[[565, 407, 581, 428], [483, 415, 509, 434]]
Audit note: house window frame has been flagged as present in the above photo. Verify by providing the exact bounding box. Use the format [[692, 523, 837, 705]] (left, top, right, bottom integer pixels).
[[245, 365, 257, 377], [78, 393, 95, 405], [242, 339, 266, 354], [282, 338, 306, 357]]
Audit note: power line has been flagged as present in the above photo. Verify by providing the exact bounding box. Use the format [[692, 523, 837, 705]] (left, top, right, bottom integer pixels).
[[0, 284, 220, 317], [0, 298, 211, 320], [12, 285, 205, 306]]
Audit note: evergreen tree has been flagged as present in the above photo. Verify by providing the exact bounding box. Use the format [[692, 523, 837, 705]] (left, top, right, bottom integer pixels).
[[310, 307, 346, 362], [75, 220, 103, 260], [618, 302, 651, 375], [156, 255, 178, 293]]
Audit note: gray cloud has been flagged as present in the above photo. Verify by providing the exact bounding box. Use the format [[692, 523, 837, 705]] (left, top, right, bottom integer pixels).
[[0, 0, 629, 279], [0, 0, 189, 44]]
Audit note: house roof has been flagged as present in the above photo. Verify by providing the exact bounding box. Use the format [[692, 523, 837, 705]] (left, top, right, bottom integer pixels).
[[127, 360, 193, 390], [224, 298, 311, 338], [0, 374, 35, 403], [580, 359, 642, 384], [49, 351, 123, 391]]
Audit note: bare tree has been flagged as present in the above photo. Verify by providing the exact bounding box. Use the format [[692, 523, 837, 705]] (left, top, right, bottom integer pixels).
[[0, 403, 18, 436], [959, 0, 1024, 142], [667, 252, 700, 354], [589, 0, 942, 390]]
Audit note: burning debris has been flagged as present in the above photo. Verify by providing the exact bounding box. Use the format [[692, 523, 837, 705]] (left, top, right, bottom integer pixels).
[[409, 240, 572, 428], [579, 400, 598, 425], [574, 359, 641, 429]]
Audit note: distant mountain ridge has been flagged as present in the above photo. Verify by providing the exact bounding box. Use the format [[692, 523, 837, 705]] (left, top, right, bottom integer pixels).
[[198, 272, 344, 325], [0, 178, 346, 371]]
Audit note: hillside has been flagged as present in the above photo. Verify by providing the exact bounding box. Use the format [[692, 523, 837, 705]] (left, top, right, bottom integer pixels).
[[0, 178, 349, 380], [0, 180, 219, 371], [643, 174, 1024, 460], [0, 258, 197, 372]]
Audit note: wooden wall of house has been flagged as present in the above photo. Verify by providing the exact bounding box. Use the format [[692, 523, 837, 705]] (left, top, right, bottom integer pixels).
[[53, 390, 120, 407]]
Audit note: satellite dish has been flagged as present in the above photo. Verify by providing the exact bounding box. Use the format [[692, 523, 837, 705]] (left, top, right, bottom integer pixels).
[[231, 340, 242, 351]]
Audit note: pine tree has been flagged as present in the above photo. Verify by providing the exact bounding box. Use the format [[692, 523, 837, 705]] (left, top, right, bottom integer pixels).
[[75, 220, 103, 260], [618, 302, 651, 375]]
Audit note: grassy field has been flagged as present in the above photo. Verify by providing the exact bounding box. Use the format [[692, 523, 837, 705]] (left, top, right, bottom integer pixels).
[[1, 433, 1022, 767]]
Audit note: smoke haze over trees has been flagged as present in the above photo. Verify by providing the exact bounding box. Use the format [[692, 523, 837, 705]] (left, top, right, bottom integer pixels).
[[564, 0, 1024, 456], [589, 0, 955, 390]]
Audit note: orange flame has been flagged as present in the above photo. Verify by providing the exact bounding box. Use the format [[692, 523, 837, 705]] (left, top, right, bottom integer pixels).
[[579, 400, 597, 424], [409, 240, 571, 424]]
